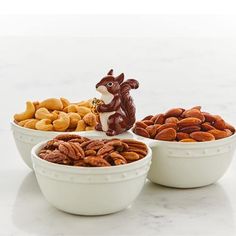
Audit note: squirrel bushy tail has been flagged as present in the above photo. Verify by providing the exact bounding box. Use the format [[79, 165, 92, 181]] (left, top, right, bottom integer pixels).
[[120, 79, 139, 129]]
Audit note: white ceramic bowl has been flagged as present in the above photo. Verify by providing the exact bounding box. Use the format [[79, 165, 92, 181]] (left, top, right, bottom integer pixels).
[[31, 136, 152, 216], [133, 132, 236, 188], [11, 121, 134, 169]]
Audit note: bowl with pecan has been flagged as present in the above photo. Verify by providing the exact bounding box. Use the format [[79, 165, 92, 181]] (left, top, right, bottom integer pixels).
[[31, 134, 151, 215], [132, 106, 236, 188], [11, 98, 101, 169]]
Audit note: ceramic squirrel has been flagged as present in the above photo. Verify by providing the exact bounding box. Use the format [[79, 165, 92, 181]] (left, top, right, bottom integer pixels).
[[95, 69, 139, 136]]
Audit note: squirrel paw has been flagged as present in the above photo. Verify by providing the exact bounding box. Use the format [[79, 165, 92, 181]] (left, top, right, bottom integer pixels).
[[106, 129, 116, 136], [95, 123, 103, 131]]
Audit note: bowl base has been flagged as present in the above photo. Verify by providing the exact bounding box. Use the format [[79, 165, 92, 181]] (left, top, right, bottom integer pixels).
[[148, 179, 217, 189], [52, 204, 131, 216]]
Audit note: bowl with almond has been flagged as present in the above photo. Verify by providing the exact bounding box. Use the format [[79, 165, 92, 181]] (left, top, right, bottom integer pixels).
[[31, 134, 151, 215], [132, 106, 236, 188], [11, 97, 101, 169]]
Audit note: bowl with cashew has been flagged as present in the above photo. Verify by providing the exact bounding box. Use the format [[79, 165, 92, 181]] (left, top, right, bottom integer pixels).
[[31, 133, 152, 215], [11, 97, 101, 169]]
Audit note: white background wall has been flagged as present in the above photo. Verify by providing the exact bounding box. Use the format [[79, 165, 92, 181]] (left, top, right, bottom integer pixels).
[[1, 14, 236, 129]]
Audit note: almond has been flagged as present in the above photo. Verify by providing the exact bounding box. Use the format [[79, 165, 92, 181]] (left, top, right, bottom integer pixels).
[[156, 123, 177, 133], [134, 127, 150, 138], [142, 115, 153, 121], [190, 131, 215, 142], [191, 106, 201, 111], [201, 122, 215, 131], [139, 107, 234, 142], [202, 112, 216, 123], [150, 114, 158, 122], [180, 138, 197, 142], [182, 109, 205, 121], [165, 117, 179, 124], [146, 125, 157, 138], [179, 125, 201, 134], [208, 129, 228, 140], [143, 120, 154, 126], [177, 117, 202, 128], [176, 132, 190, 141], [165, 108, 184, 118], [155, 128, 176, 141], [225, 122, 235, 133], [152, 114, 165, 125], [213, 116, 226, 130], [225, 129, 233, 137], [135, 121, 148, 129]]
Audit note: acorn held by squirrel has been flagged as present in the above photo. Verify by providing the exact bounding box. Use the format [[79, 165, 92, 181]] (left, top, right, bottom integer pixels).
[[95, 69, 139, 136]]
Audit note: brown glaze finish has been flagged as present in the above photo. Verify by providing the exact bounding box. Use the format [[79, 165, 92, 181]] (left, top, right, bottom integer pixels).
[[95, 69, 139, 136]]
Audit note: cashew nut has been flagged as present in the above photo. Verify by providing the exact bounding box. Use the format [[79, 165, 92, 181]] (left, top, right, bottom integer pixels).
[[85, 126, 95, 131], [68, 112, 81, 129], [60, 97, 70, 108], [18, 119, 33, 127], [33, 101, 40, 110], [77, 106, 91, 117], [39, 98, 63, 111], [53, 112, 70, 131], [75, 120, 86, 131], [35, 119, 53, 131], [24, 119, 39, 129], [35, 108, 58, 121], [63, 104, 79, 113], [83, 112, 97, 127], [76, 99, 93, 108], [14, 101, 35, 122]]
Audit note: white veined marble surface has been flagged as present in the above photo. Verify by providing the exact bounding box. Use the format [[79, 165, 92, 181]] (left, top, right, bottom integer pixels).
[[1, 15, 236, 236]]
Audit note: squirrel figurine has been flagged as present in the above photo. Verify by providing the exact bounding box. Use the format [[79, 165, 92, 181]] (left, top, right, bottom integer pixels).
[[95, 69, 139, 136]]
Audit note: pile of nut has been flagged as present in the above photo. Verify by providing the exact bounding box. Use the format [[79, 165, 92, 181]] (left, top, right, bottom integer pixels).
[[38, 134, 148, 167], [14, 98, 99, 132], [133, 106, 235, 142]]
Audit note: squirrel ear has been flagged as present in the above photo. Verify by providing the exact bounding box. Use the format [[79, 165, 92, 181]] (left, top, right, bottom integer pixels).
[[107, 69, 113, 75], [115, 73, 124, 84]]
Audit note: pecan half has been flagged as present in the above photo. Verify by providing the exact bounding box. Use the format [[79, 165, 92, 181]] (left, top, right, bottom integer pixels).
[[126, 147, 148, 158], [80, 140, 94, 148], [54, 134, 83, 141], [39, 149, 72, 164], [84, 156, 111, 167], [74, 159, 89, 167], [97, 144, 114, 156], [43, 139, 64, 150], [120, 152, 140, 161], [85, 140, 105, 151], [106, 140, 128, 152], [122, 139, 148, 151], [69, 137, 90, 143], [85, 149, 97, 156], [109, 152, 127, 165], [58, 142, 85, 160]]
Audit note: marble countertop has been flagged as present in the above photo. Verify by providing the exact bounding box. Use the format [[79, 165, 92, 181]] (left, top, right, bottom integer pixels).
[[1, 15, 236, 236]]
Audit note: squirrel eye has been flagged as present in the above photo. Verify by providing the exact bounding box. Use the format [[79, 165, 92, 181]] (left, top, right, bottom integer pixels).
[[107, 82, 113, 87]]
